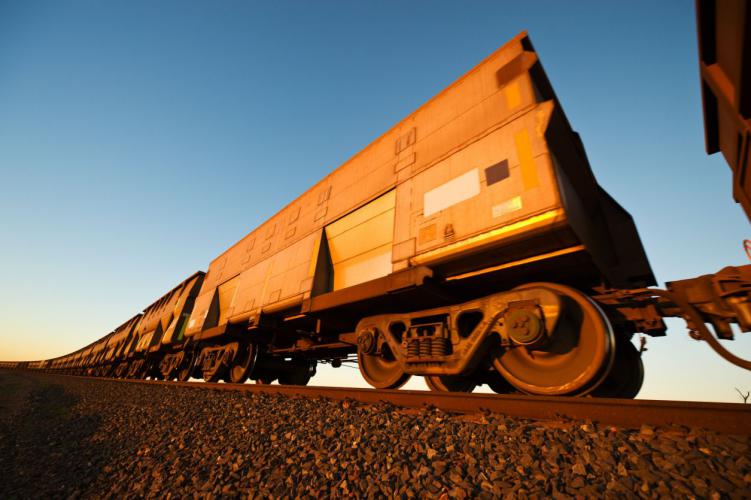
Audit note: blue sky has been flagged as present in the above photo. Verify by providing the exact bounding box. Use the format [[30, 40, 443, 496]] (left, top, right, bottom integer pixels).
[[1, 0, 749, 401]]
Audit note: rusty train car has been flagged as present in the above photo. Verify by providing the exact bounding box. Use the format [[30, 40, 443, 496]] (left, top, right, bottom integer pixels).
[[696, 0, 751, 220], [4, 31, 751, 398]]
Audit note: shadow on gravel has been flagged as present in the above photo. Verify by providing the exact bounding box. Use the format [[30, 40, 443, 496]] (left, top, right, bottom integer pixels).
[[0, 378, 118, 499]]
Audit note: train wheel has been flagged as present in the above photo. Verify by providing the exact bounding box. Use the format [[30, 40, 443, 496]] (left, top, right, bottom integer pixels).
[[357, 329, 410, 389], [278, 361, 315, 386], [176, 366, 191, 381], [176, 364, 193, 382], [278, 371, 311, 385], [424, 375, 476, 392], [483, 370, 516, 394], [591, 335, 644, 399], [229, 343, 256, 384], [203, 360, 226, 383], [492, 283, 615, 396], [176, 351, 195, 382]]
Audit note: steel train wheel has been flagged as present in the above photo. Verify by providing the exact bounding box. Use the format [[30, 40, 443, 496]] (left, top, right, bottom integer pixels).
[[229, 343, 256, 384], [278, 362, 314, 386], [176, 352, 195, 382], [492, 283, 615, 396], [203, 367, 223, 383], [176, 366, 192, 382], [591, 335, 644, 399], [424, 375, 476, 393], [202, 355, 225, 383], [358, 331, 410, 389], [483, 370, 516, 394], [136, 361, 148, 379], [147, 360, 164, 380]]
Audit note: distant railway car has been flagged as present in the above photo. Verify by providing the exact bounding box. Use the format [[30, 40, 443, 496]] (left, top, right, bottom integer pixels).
[[105, 314, 141, 377], [111, 272, 204, 380], [85, 336, 109, 376]]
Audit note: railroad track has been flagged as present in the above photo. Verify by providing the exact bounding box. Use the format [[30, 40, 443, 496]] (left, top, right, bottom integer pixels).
[[63, 374, 751, 435]]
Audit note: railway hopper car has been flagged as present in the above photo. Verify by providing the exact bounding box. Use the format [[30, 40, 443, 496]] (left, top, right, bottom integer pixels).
[[115, 272, 204, 380], [171, 32, 656, 396], [5, 31, 751, 397], [62, 351, 80, 374], [106, 314, 142, 378], [85, 335, 112, 376], [8, 361, 28, 370]]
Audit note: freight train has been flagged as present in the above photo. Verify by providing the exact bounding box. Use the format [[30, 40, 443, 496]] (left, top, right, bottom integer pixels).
[[3, 30, 751, 398]]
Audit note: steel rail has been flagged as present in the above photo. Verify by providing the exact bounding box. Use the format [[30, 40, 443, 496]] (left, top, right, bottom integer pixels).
[[45, 373, 751, 435]]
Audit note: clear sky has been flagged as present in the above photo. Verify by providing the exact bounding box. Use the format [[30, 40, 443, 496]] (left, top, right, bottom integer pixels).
[[1, 0, 749, 402]]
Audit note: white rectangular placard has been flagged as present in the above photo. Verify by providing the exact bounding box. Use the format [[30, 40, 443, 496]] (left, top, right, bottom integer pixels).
[[492, 196, 523, 218], [423, 169, 480, 217]]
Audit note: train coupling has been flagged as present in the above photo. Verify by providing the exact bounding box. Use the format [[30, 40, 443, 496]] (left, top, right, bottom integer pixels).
[[595, 265, 751, 371]]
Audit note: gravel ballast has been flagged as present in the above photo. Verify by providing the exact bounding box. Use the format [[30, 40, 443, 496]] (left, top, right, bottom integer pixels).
[[0, 371, 749, 498]]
